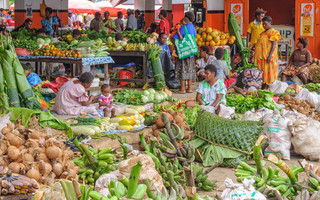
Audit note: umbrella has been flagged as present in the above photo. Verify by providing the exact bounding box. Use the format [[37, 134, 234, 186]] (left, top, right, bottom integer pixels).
[[95, 1, 127, 17], [69, 0, 102, 14]]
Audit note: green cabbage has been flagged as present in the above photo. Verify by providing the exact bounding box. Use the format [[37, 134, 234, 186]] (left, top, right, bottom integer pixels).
[[36, 38, 45, 45], [143, 90, 150, 96], [141, 95, 148, 103], [154, 93, 162, 103], [148, 88, 156, 94]]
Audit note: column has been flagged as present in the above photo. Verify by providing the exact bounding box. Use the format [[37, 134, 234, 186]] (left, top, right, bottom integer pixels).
[[162, 0, 172, 28], [144, 0, 155, 31], [206, 0, 225, 30]]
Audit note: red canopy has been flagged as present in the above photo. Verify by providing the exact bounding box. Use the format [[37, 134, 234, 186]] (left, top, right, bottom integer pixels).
[[69, 0, 102, 14], [95, 1, 127, 17]]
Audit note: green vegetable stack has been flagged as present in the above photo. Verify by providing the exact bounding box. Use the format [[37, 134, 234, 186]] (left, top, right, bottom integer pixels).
[[148, 45, 166, 90], [192, 164, 217, 191], [72, 140, 117, 185], [0, 34, 41, 110]]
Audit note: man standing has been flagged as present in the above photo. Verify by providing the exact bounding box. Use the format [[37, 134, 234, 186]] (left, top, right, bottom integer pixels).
[[159, 10, 170, 35], [115, 11, 124, 32], [126, 9, 137, 30], [68, 11, 73, 27], [90, 12, 102, 32]]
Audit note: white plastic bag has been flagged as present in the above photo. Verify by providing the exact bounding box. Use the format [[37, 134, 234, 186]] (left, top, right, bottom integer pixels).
[[263, 110, 291, 160], [218, 104, 235, 119], [94, 170, 121, 196], [269, 80, 288, 94], [221, 178, 266, 200], [242, 109, 263, 121], [295, 88, 320, 111], [289, 118, 320, 161]]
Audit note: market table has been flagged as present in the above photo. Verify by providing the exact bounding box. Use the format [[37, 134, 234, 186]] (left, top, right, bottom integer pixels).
[[108, 51, 154, 85], [17, 55, 114, 82]]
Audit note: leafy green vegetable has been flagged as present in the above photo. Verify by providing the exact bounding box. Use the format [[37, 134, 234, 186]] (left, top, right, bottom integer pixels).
[[183, 104, 200, 127], [14, 39, 39, 51], [114, 89, 143, 105], [226, 90, 278, 113], [302, 83, 320, 95]]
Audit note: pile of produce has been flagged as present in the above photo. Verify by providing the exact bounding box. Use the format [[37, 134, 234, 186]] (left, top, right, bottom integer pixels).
[[30, 44, 82, 58], [234, 135, 320, 199], [308, 58, 320, 83], [195, 26, 235, 47], [0, 35, 42, 113], [114, 88, 171, 105], [72, 141, 117, 185], [0, 123, 78, 185], [277, 94, 320, 121], [151, 110, 191, 140], [69, 117, 116, 135], [122, 30, 150, 44], [0, 166, 39, 195], [303, 83, 320, 95], [226, 90, 278, 113], [13, 39, 39, 51]]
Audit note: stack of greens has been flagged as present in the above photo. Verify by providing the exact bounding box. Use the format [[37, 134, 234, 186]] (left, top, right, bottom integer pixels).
[[226, 90, 278, 113], [114, 88, 169, 105], [302, 83, 320, 95], [0, 34, 42, 114]]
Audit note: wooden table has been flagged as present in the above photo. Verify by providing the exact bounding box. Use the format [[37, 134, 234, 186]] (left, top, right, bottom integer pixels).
[[108, 51, 154, 85], [18, 56, 114, 81]]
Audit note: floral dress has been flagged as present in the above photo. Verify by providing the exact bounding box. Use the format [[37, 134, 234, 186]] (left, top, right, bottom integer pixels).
[[254, 28, 280, 85], [41, 17, 58, 36]]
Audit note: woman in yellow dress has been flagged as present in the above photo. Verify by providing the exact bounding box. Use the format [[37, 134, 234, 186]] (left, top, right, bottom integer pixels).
[[247, 8, 265, 63], [254, 16, 280, 89]]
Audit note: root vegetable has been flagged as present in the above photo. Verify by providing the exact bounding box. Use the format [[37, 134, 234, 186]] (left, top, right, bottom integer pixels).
[[46, 146, 62, 160], [7, 134, 24, 147], [166, 109, 175, 117], [284, 94, 291, 101], [29, 130, 42, 140], [25, 139, 39, 148], [185, 100, 196, 108], [152, 124, 158, 131], [7, 146, 21, 161], [0, 140, 7, 155], [155, 115, 165, 128], [163, 113, 173, 121], [8, 162, 20, 173], [174, 115, 183, 125], [18, 145, 26, 151], [26, 168, 41, 182], [179, 113, 186, 121], [0, 157, 8, 166], [39, 160, 52, 177], [309, 101, 315, 108], [63, 149, 74, 161], [294, 99, 301, 105], [52, 162, 63, 176], [23, 153, 34, 162], [1, 124, 12, 135], [64, 160, 75, 171], [36, 153, 49, 163]]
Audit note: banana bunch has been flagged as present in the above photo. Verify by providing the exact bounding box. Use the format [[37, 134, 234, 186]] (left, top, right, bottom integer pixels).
[[158, 123, 195, 163], [235, 162, 306, 198], [192, 164, 217, 191], [0, 167, 38, 195], [156, 151, 186, 192], [73, 145, 116, 185]]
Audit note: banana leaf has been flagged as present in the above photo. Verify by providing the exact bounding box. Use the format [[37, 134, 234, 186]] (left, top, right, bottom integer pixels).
[[1, 56, 20, 107], [10, 50, 42, 110], [0, 63, 9, 113], [148, 47, 166, 90]]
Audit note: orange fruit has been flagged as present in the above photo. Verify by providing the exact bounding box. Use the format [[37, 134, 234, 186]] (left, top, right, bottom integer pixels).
[[230, 36, 236, 41], [220, 35, 226, 40], [196, 34, 201, 39], [209, 40, 215, 46], [215, 41, 221, 46], [205, 42, 210, 46], [214, 37, 220, 43], [206, 35, 213, 42]]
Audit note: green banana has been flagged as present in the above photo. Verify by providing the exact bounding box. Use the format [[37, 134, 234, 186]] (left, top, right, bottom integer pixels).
[[158, 132, 170, 140], [196, 167, 204, 177], [266, 167, 274, 181], [262, 168, 268, 180], [202, 184, 213, 191], [131, 184, 147, 199], [274, 168, 280, 176], [200, 175, 209, 183], [127, 162, 143, 198], [196, 175, 203, 182], [309, 177, 320, 189], [239, 162, 256, 173]]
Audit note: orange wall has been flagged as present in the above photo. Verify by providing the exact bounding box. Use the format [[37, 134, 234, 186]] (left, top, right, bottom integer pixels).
[[249, 0, 295, 25], [144, 11, 155, 31], [15, 11, 68, 29], [172, 4, 184, 26], [206, 13, 224, 30]]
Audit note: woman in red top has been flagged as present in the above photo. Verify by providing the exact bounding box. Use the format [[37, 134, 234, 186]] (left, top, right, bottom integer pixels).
[[158, 10, 170, 36], [5, 15, 14, 27]]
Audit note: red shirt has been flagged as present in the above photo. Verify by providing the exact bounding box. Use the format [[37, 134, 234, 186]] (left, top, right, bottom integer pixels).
[[159, 18, 170, 36], [6, 18, 14, 27]]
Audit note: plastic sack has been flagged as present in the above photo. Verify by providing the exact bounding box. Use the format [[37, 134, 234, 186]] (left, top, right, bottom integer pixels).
[[221, 178, 266, 200], [118, 154, 165, 191], [295, 88, 320, 111], [218, 104, 235, 119], [0, 113, 14, 139], [242, 109, 263, 121], [289, 117, 320, 161], [269, 80, 288, 94], [95, 170, 121, 196], [119, 70, 133, 87], [263, 109, 291, 160]]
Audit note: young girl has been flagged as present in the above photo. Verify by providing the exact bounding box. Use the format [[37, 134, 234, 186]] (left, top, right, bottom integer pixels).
[[98, 84, 115, 118], [170, 17, 188, 40]]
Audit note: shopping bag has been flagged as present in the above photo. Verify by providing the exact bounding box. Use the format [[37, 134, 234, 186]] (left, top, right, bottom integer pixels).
[[175, 26, 198, 59]]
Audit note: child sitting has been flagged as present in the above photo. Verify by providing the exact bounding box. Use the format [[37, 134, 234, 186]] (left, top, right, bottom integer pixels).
[[98, 84, 115, 118], [211, 48, 236, 88]]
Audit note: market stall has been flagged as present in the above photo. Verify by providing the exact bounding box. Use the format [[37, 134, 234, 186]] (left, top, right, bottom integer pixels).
[[18, 55, 114, 81]]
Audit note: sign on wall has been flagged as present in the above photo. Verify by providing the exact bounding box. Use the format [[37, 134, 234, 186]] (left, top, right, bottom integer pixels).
[[26, 4, 32, 17], [274, 25, 295, 49], [300, 3, 314, 37], [231, 3, 243, 35]]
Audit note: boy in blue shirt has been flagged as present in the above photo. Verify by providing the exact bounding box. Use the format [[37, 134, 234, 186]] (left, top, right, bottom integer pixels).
[[156, 33, 171, 57]]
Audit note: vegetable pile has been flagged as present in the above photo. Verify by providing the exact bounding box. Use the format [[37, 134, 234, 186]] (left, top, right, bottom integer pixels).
[[226, 90, 278, 113], [302, 83, 320, 95], [114, 88, 170, 105], [0, 123, 78, 186]]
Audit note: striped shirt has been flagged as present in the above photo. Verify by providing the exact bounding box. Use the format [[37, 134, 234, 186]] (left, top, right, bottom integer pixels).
[[98, 94, 113, 108], [196, 80, 227, 106]]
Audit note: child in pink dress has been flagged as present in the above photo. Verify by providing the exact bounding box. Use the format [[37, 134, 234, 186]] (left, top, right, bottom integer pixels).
[[98, 84, 115, 118]]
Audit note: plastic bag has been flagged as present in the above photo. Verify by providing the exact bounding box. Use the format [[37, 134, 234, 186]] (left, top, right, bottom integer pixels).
[[242, 109, 263, 121], [218, 104, 235, 119], [295, 88, 320, 111], [95, 170, 121, 196], [269, 80, 288, 94], [221, 178, 266, 200], [289, 117, 320, 161], [263, 109, 291, 160], [117, 154, 165, 191], [0, 113, 13, 139]]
